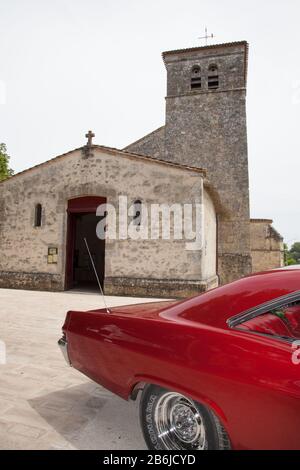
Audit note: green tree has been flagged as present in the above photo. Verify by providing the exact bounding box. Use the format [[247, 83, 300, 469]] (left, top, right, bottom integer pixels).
[[284, 243, 298, 265], [290, 242, 300, 264], [0, 143, 14, 182]]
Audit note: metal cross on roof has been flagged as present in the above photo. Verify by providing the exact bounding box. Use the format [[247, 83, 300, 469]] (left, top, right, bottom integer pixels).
[[198, 27, 214, 46], [85, 130, 95, 147]]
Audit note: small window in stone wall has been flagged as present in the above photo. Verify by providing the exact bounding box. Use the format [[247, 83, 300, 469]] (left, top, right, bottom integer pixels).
[[191, 65, 202, 89], [208, 64, 219, 89], [34, 203, 42, 227], [133, 199, 142, 226]]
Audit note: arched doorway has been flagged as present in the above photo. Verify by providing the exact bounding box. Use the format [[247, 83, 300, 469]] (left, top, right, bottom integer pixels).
[[65, 196, 106, 290]]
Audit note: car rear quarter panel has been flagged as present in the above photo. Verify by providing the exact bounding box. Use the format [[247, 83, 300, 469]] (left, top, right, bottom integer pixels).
[[66, 309, 300, 450]]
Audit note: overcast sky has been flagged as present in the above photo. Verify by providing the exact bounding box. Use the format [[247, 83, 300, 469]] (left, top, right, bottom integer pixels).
[[0, 0, 299, 246]]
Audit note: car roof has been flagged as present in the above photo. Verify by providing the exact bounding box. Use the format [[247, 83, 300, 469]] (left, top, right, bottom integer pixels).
[[166, 269, 300, 329], [274, 265, 300, 270]]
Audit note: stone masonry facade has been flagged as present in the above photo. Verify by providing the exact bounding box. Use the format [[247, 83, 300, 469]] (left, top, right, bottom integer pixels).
[[0, 145, 218, 297], [250, 219, 284, 273], [126, 42, 252, 284], [0, 41, 284, 297]]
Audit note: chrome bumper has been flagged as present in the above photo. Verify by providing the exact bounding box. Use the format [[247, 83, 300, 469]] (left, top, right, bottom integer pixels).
[[58, 336, 71, 366]]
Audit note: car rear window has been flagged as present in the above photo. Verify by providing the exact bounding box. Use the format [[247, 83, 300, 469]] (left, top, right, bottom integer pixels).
[[238, 301, 300, 339]]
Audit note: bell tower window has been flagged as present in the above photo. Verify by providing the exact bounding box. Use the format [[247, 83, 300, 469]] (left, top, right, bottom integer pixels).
[[191, 66, 201, 90], [208, 64, 219, 89]]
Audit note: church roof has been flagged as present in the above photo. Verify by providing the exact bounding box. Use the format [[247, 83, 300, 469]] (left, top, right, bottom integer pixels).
[[250, 218, 274, 224], [162, 40, 248, 59], [0, 144, 206, 185], [123, 126, 165, 151]]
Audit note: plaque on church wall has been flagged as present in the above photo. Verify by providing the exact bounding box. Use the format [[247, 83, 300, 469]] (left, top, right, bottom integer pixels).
[[47, 247, 58, 264]]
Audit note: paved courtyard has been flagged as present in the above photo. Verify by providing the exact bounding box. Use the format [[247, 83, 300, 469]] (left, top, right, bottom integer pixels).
[[0, 288, 162, 450]]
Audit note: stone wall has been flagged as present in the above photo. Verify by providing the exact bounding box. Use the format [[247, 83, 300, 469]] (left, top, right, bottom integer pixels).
[[163, 43, 251, 285], [202, 188, 217, 282], [125, 42, 251, 285], [250, 219, 284, 272], [0, 146, 217, 297]]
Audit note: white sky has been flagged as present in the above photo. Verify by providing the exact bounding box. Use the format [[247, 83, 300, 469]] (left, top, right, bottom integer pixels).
[[0, 0, 299, 246]]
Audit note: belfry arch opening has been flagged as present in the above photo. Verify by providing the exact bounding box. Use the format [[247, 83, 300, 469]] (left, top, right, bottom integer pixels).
[[208, 64, 219, 89], [191, 65, 202, 89]]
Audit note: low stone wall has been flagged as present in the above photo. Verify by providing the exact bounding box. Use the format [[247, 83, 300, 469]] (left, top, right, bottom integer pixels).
[[0, 271, 64, 291], [250, 219, 284, 272], [0, 272, 218, 298], [251, 250, 284, 273], [104, 275, 218, 299]]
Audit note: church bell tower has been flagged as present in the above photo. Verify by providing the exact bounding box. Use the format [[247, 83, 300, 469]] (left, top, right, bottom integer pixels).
[[162, 41, 252, 284]]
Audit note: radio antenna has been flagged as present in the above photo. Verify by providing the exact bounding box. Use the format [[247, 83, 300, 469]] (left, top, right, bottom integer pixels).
[[84, 237, 111, 314]]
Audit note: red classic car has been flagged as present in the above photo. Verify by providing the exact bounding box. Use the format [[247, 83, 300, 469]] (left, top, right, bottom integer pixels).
[[58, 266, 300, 450]]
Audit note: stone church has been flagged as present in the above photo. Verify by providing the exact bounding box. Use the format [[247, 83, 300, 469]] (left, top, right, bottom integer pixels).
[[0, 41, 284, 298]]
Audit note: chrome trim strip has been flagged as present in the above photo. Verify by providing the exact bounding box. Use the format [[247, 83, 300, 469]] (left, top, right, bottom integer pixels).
[[227, 289, 300, 329], [232, 327, 295, 344], [58, 336, 71, 366]]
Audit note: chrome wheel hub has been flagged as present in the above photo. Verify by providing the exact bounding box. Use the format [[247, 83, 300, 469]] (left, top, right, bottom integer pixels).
[[154, 392, 206, 450], [171, 403, 198, 442]]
